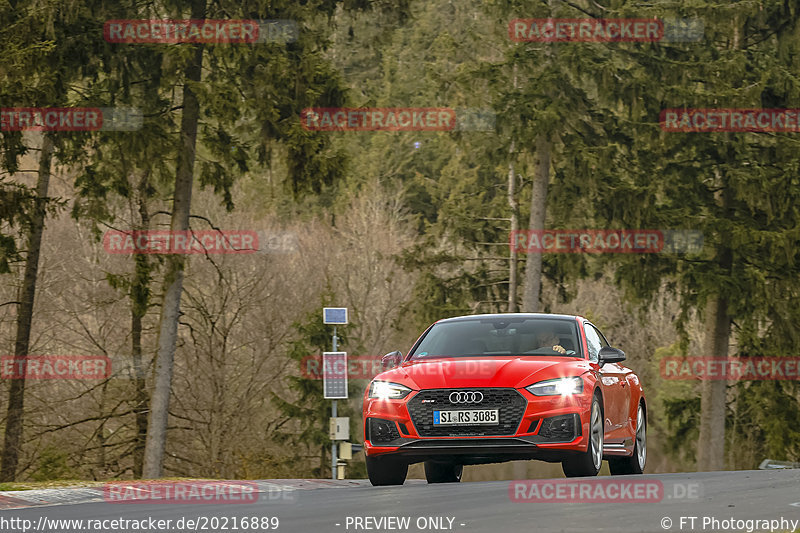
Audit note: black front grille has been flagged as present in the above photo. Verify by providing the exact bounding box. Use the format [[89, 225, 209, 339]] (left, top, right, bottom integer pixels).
[[407, 388, 527, 437]]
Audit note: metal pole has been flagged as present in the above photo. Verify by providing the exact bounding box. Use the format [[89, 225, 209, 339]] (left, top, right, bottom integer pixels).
[[331, 326, 338, 480]]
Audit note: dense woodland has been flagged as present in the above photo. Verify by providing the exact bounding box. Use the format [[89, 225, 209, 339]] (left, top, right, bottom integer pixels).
[[0, 0, 799, 483]]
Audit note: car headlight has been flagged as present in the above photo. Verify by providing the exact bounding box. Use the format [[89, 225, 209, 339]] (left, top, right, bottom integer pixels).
[[526, 376, 584, 396], [368, 381, 412, 400]]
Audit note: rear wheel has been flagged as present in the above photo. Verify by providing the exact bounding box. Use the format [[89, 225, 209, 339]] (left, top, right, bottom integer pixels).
[[562, 396, 603, 477], [609, 403, 646, 475], [424, 461, 463, 483], [366, 455, 408, 486]]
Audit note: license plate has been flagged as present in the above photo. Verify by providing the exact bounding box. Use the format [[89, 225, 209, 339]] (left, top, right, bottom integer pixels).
[[433, 409, 499, 425]]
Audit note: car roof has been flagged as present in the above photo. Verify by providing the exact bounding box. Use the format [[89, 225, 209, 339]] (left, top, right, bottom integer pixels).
[[436, 313, 584, 324]]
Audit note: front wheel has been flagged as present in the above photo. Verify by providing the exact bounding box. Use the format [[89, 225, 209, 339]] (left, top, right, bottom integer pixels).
[[562, 396, 603, 477], [366, 455, 408, 486], [424, 461, 463, 483], [609, 403, 646, 475]]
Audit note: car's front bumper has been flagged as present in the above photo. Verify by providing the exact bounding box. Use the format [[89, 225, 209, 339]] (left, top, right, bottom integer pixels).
[[365, 435, 588, 465], [363, 387, 593, 464]]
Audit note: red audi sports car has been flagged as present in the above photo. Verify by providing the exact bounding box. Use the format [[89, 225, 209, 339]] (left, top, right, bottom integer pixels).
[[362, 313, 646, 485]]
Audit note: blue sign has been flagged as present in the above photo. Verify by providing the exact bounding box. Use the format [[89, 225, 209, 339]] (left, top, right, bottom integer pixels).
[[323, 352, 348, 399], [323, 307, 348, 325]]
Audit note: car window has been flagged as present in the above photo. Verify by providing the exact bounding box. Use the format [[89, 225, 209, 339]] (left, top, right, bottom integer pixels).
[[410, 318, 581, 358], [592, 326, 609, 348], [583, 323, 602, 363]]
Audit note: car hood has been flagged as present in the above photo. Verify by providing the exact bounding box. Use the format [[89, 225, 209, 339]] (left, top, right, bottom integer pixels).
[[374, 356, 593, 390]]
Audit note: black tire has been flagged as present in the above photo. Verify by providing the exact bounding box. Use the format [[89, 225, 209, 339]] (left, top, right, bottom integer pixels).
[[609, 403, 646, 475], [562, 395, 603, 477], [366, 455, 408, 486], [424, 461, 463, 483]]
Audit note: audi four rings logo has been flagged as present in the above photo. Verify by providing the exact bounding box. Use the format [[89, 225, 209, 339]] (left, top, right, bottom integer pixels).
[[449, 391, 484, 404]]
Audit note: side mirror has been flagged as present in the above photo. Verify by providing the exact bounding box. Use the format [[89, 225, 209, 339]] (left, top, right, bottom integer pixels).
[[381, 350, 403, 369], [599, 346, 626, 364]]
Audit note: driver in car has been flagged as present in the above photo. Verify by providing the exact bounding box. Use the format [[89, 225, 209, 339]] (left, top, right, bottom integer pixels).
[[536, 327, 567, 355]]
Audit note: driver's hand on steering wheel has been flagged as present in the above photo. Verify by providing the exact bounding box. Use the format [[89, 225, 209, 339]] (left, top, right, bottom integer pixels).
[[552, 345, 566, 355]]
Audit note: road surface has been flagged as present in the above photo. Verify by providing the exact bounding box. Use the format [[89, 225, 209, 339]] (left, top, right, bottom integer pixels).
[[1, 469, 798, 533]]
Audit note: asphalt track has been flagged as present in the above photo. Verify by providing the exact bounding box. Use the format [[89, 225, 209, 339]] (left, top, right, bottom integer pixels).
[[1, 469, 799, 533]]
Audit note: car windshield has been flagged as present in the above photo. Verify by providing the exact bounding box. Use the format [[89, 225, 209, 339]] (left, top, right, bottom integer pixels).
[[409, 317, 581, 359]]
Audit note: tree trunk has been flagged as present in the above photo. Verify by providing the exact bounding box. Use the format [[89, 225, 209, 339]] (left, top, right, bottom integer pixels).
[[131, 299, 148, 478], [142, 0, 205, 478], [507, 63, 519, 313], [0, 133, 54, 481], [696, 294, 731, 470], [507, 138, 526, 481], [507, 143, 518, 312], [696, 179, 734, 471], [521, 136, 551, 312], [131, 179, 152, 479]]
